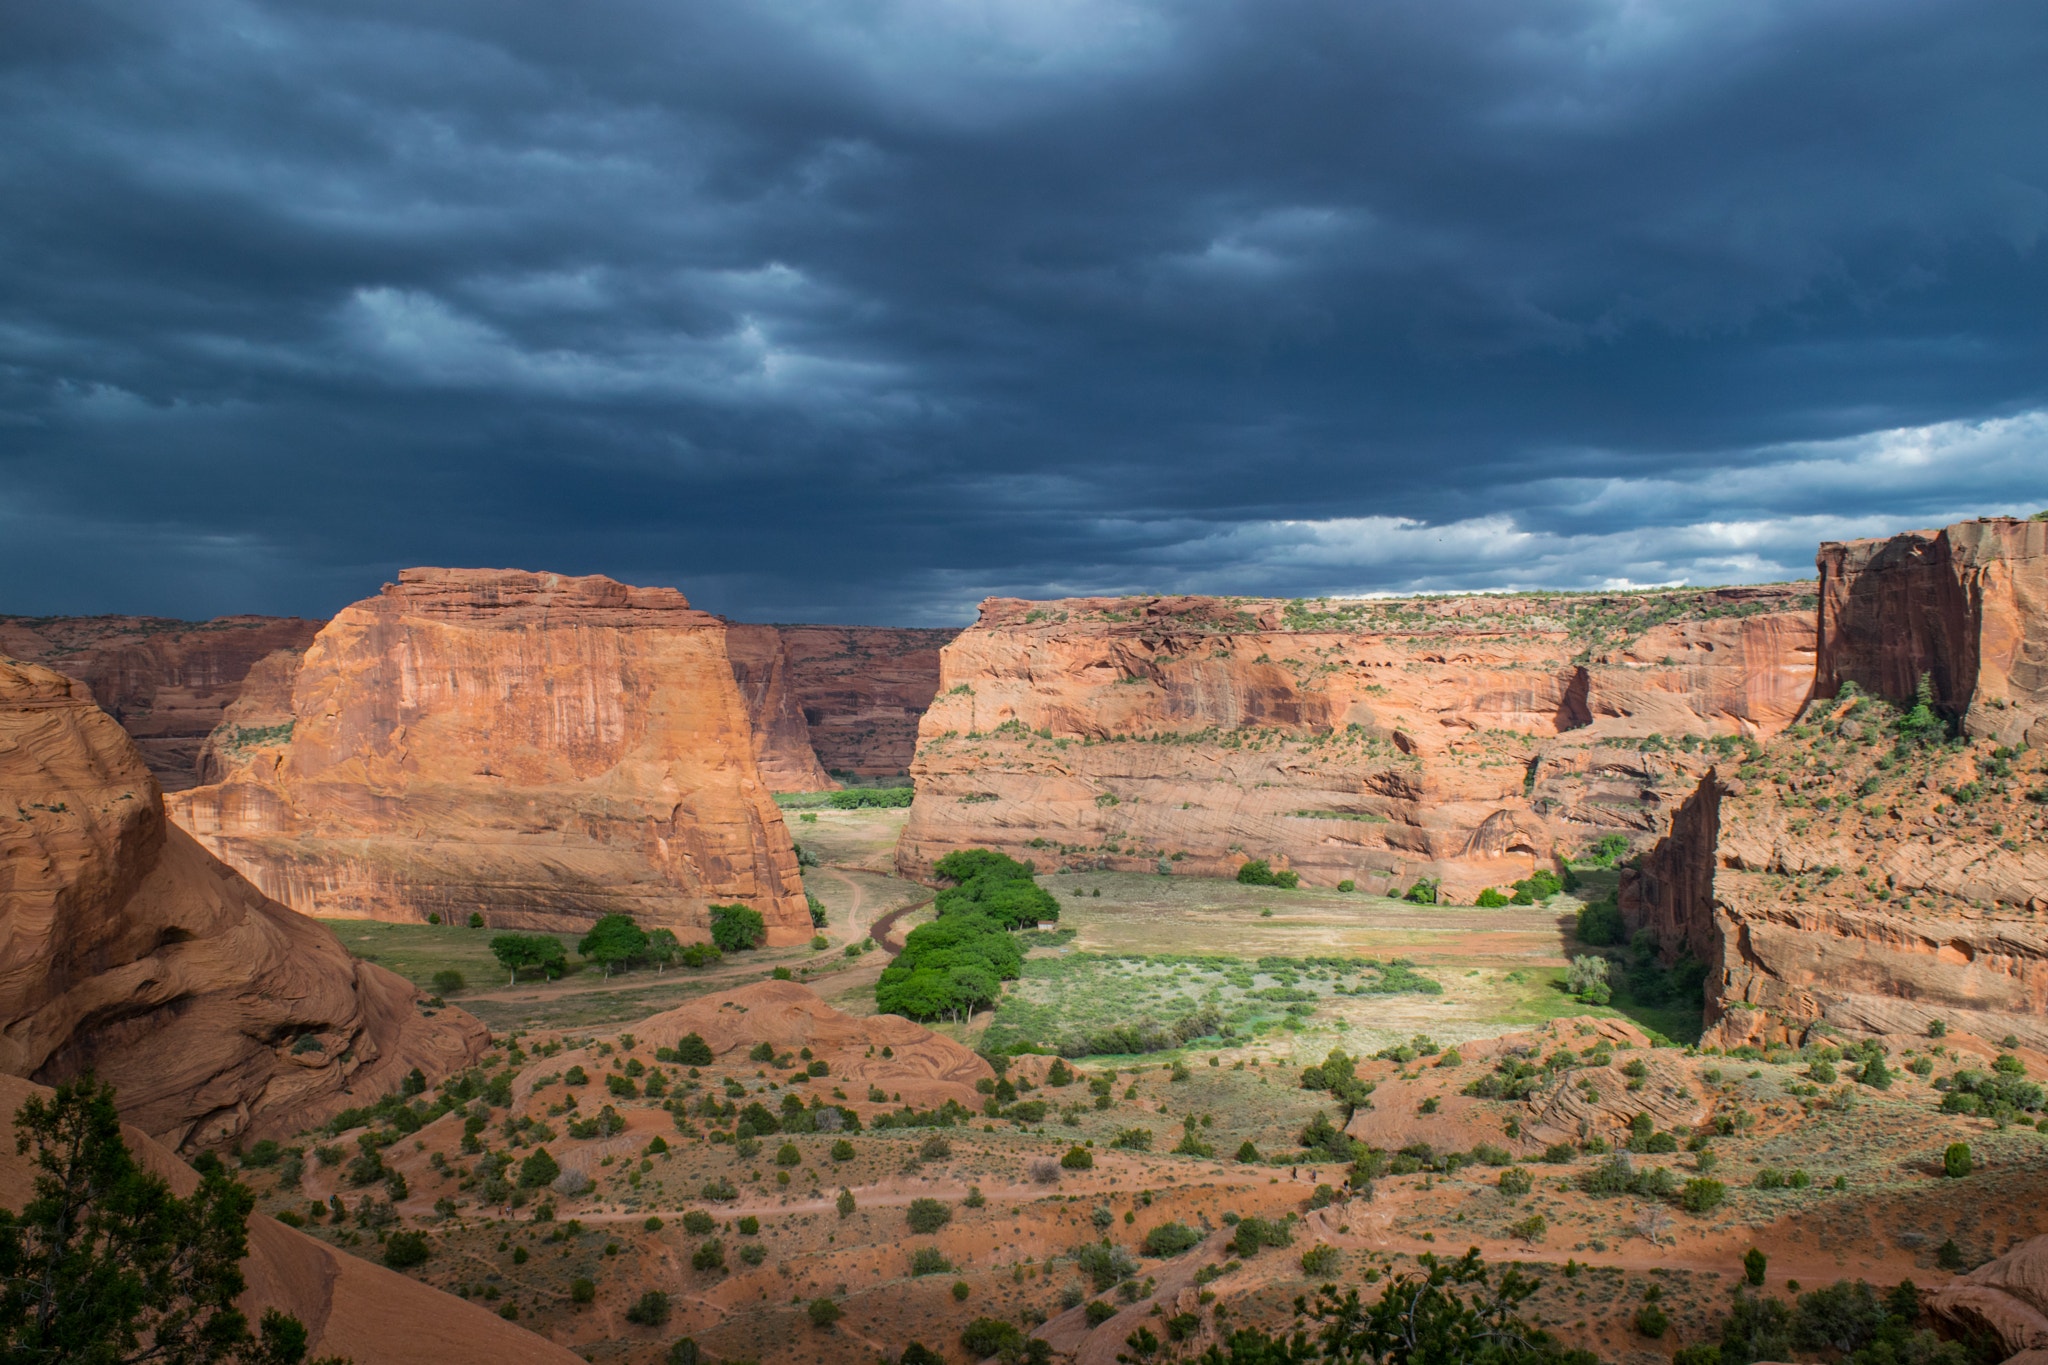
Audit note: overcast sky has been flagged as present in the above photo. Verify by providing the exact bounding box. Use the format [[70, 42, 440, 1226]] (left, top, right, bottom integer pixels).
[[4, 1, 2046, 625]]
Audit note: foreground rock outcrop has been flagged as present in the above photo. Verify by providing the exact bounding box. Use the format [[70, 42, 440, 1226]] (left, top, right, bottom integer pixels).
[[169, 569, 812, 943], [899, 588, 1815, 896], [0, 614, 324, 790], [1624, 518, 2048, 1046], [776, 626, 956, 778], [0, 659, 486, 1149], [1932, 1233, 2048, 1358], [0, 1072, 578, 1364]]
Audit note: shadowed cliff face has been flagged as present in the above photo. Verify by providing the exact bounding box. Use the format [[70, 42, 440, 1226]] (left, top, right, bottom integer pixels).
[[774, 626, 956, 779], [724, 623, 837, 793], [166, 569, 813, 944], [1819, 517, 2048, 745], [0, 659, 487, 1150], [0, 615, 325, 791], [1624, 519, 2048, 1048], [898, 588, 1814, 897]]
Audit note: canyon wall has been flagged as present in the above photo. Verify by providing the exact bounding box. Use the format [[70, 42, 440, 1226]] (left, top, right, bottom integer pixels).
[[0, 614, 324, 790], [725, 623, 837, 792], [776, 626, 956, 778], [0, 659, 487, 1149], [168, 569, 813, 944], [1817, 515, 2048, 745], [1623, 518, 2048, 1046], [898, 587, 1815, 898]]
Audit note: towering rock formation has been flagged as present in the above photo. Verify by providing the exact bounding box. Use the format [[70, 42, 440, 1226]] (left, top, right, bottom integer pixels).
[[1816, 516, 2048, 745], [0, 659, 486, 1149], [1624, 518, 2048, 1047], [0, 614, 324, 790], [168, 569, 812, 943], [775, 626, 956, 778], [898, 588, 1814, 898], [724, 624, 837, 792]]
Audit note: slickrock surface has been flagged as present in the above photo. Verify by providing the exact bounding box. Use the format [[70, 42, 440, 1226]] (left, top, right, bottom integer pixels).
[[898, 588, 1814, 899], [1932, 1233, 2048, 1358], [1625, 520, 2048, 1046], [725, 623, 837, 792], [168, 569, 813, 943], [1819, 515, 2048, 745], [0, 614, 323, 790], [0, 660, 486, 1149], [0, 1073, 579, 1364], [776, 626, 956, 778]]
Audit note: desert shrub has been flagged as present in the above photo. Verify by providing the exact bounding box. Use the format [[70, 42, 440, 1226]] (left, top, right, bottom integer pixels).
[[1109, 1128, 1153, 1151], [1061, 1145, 1094, 1170], [1944, 1142, 1973, 1177], [836, 1188, 856, 1217], [626, 1291, 672, 1327], [383, 1231, 430, 1269], [1085, 1300, 1118, 1327], [1575, 899, 1625, 946], [1470, 1143, 1513, 1166], [910, 1246, 955, 1276], [1635, 1302, 1669, 1338], [690, 1240, 725, 1273], [1074, 1241, 1139, 1291], [1498, 1168, 1533, 1198], [961, 1318, 1024, 1359], [919, 1134, 953, 1160], [1230, 1217, 1292, 1258], [1141, 1223, 1202, 1258], [701, 1178, 738, 1201], [1027, 1156, 1062, 1185], [1680, 1178, 1727, 1214], [906, 1198, 953, 1234], [1236, 859, 1299, 889], [1301, 1244, 1341, 1276], [1476, 888, 1511, 908], [681, 1209, 716, 1235], [570, 1277, 596, 1304], [430, 969, 466, 995]]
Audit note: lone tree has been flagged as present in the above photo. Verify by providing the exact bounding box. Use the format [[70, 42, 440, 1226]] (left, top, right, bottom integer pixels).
[[0, 1077, 336, 1363], [578, 914, 650, 978], [709, 904, 766, 953]]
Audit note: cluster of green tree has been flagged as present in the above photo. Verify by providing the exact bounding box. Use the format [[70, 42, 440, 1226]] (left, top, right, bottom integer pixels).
[[1050, 1008, 1230, 1059], [1237, 859, 1300, 889], [1673, 1278, 1967, 1365], [828, 786, 914, 808], [0, 1078, 344, 1364], [709, 903, 766, 952], [1575, 897, 1625, 945], [1575, 833, 1633, 868], [1937, 1055, 2043, 1115], [1110, 1249, 1597, 1365], [1402, 877, 1441, 904], [489, 914, 733, 984], [1298, 1048, 1376, 1118], [875, 851, 1052, 1022], [1475, 868, 1566, 908]]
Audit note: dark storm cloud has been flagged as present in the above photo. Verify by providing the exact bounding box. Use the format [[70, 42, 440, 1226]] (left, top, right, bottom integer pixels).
[[3, 0, 2046, 623]]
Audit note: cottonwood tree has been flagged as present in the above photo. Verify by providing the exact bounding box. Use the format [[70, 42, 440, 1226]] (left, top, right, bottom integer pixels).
[[0, 1077, 341, 1364]]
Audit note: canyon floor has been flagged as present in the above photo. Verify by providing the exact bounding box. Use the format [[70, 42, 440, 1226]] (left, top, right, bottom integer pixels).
[[223, 806, 2048, 1364]]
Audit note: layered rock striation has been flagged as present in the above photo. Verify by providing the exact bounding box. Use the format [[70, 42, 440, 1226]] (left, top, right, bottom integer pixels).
[[0, 614, 324, 790], [724, 624, 836, 792], [0, 659, 486, 1149], [168, 569, 812, 943], [898, 588, 1815, 897], [1625, 519, 2048, 1046], [776, 626, 956, 778], [1817, 515, 2048, 745]]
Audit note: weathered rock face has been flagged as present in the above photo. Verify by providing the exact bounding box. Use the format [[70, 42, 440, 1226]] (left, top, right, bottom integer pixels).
[[0, 660, 486, 1150], [167, 569, 812, 944], [724, 624, 836, 792], [775, 626, 956, 778], [1818, 516, 2048, 745], [1623, 520, 2048, 1045], [0, 615, 324, 790], [898, 589, 1815, 896]]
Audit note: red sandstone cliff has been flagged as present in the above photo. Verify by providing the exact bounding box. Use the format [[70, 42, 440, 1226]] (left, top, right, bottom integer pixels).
[[775, 626, 956, 778], [167, 569, 812, 944], [1623, 519, 2048, 1047], [0, 615, 323, 790], [897, 588, 1814, 897], [1817, 516, 2048, 745], [0, 659, 487, 1149], [725, 624, 837, 792]]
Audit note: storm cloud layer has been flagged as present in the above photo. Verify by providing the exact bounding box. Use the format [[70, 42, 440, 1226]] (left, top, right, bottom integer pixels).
[[3, 0, 2046, 623]]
